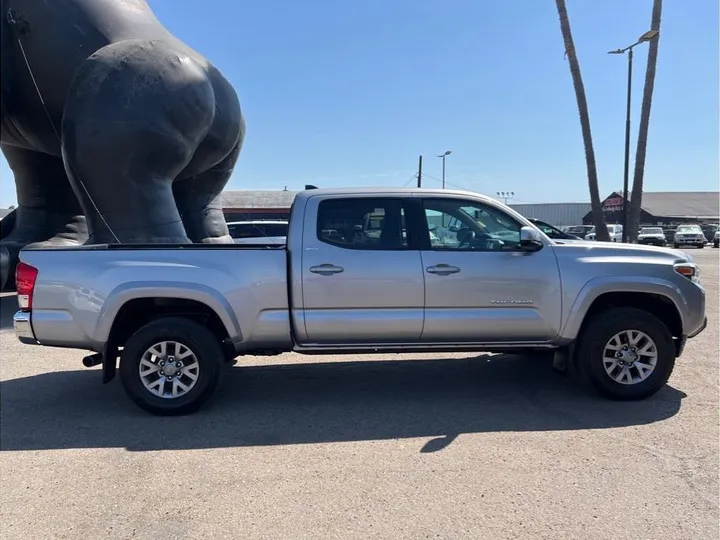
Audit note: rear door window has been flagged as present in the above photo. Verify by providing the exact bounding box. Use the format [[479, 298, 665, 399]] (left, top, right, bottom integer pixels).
[[316, 198, 408, 250]]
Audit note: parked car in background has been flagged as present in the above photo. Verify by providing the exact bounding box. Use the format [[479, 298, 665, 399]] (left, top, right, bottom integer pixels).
[[713, 229, 719, 248], [585, 224, 623, 242], [662, 227, 677, 245], [564, 225, 594, 238], [673, 224, 706, 249], [637, 227, 667, 247], [527, 218, 582, 240], [701, 224, 718, 243], [227, 220, 288, 245]]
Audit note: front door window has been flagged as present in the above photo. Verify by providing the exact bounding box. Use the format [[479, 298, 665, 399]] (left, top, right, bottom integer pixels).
[[423, 199, 522, 251]]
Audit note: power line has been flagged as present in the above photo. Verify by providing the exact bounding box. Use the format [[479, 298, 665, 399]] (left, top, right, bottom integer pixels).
[[401, 173, 418, 187], [421, 173, 476, 193]]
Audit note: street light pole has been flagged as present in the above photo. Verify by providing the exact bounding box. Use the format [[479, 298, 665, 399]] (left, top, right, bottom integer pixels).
[[437, 150, 452, 189], [442, 156, 446, 189], [608, 29, 659, 243], [621, 47, 633, 243]]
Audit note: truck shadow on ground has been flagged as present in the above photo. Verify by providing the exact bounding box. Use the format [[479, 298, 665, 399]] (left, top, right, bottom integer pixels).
[[0, 294, 18, 329], [1, 354, 686, 453]]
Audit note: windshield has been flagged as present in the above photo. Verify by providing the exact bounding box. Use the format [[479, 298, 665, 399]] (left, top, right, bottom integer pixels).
[[530, 220, 570, 239], [640, 227, 663, 234], [676, 225, 701, 233]]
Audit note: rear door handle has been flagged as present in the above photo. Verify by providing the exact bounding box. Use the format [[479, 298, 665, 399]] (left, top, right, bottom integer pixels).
[[310, 263, 345, 276], [426, 264, 460, 276]]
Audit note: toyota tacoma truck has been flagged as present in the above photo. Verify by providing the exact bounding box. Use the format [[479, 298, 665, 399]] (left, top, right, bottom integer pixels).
[[12, 188, 707, 415]]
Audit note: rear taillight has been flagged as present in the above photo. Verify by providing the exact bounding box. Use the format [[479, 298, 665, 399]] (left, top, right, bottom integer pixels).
[[15, 262, 38, 310]]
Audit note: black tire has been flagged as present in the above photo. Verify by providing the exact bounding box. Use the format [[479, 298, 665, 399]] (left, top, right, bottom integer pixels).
[[713, 242, 719, 248], [698, 243, 704, 249], [575, 307, 675, 400], [673, 244, 680, 249], [119, 317, 224, 415]]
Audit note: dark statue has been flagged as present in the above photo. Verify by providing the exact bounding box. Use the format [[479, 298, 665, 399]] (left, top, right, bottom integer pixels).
[[0, 0, 245, 289]]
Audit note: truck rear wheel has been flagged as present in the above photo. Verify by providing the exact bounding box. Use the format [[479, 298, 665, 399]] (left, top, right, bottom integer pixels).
[[576, 307, 676, 400], [119, 317, 224, 415]]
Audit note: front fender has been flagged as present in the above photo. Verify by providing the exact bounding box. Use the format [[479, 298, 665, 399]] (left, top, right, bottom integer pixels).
[[559, 275, 687, 340], [93, 281, 242, 343]]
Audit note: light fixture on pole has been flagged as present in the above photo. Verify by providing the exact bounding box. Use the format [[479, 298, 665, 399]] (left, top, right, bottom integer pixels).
[[608, 29, 659, 243], [496, 191, 515, 205], [437, 150, 452, 189]]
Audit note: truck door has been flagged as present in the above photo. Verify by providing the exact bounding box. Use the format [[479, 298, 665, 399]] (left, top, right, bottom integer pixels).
[[416, 195, 563, 343], [299, 195, 425, 344]]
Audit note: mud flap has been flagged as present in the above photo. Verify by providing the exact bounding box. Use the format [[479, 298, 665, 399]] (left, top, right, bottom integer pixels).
[[102, 341, 119, 384], [553, 343, 576, 375]]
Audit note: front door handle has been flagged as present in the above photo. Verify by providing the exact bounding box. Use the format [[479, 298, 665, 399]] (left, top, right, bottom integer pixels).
[[310, 263, 345, 276], [426, 264, 461, 276]]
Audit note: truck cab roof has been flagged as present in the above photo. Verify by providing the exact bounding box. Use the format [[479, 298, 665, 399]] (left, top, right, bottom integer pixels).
[[292, 187, 503, 207]]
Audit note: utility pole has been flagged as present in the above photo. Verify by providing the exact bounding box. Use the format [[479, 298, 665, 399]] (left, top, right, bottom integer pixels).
[[417, 155, 423, 188]]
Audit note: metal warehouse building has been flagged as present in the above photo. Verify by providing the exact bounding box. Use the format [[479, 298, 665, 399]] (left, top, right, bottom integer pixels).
[[217, 189, 719, 228], [508, 203, 591, 226]]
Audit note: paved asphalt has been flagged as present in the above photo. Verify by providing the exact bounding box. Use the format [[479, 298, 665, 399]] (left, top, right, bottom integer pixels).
[[1, 249, 718, 539]]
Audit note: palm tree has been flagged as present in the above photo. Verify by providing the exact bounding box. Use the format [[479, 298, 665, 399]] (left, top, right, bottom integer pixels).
[[554, 0, 609, 241], [627, 0, 662, 242]]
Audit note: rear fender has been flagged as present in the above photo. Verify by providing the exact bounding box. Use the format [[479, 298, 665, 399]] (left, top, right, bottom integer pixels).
[[94, 281, 242, 344]]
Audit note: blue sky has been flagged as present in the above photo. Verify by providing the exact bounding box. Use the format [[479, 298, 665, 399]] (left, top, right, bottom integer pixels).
[[1, 0, 717, 206]]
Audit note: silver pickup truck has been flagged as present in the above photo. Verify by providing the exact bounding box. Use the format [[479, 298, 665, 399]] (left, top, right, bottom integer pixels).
[[12, 188, 707, 415]]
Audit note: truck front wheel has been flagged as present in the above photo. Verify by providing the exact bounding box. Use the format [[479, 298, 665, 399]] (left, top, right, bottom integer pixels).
[[576, 307, 676, 400], [119, 317, 224, 415]]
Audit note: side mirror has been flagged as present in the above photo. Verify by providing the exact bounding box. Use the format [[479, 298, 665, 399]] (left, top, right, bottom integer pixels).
[[519, 226, 544, 252]]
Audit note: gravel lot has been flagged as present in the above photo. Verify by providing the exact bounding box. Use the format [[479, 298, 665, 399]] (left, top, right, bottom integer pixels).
[[1, 249, 718, 539]]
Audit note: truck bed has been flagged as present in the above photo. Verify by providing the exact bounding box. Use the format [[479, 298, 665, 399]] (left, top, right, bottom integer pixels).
[[18, 245, 293, 352]]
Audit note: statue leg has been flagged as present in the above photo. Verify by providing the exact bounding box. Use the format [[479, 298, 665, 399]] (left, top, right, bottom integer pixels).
[[173, 140, 241, 243], [0, 144, 87, 289], [60, 39, 218, 244]]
